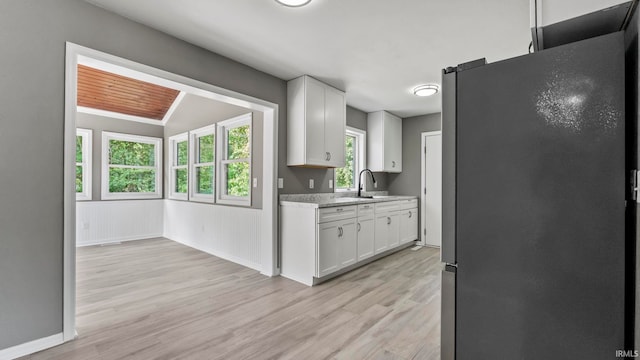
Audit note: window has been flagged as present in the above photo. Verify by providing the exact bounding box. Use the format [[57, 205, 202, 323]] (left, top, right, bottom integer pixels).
[[189, 124, 216, 203], [76, 128, 92, 200], [335, 127, 366, 192], [101, 132, 162, 200], [217, 113, 252, 206], [169, 133, 189, 200]]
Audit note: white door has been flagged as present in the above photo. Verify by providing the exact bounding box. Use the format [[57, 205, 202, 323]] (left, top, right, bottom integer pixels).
[[422, 132, 442, 247], [357, 216, 375, 261], [337, 220, 357, 268], [324, 86, 346, 168], [305, 78, 326, 166], [317, 220, 340, 277]]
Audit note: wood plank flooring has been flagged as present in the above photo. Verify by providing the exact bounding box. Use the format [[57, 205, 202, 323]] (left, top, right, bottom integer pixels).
[[22, 238, 441, 360]]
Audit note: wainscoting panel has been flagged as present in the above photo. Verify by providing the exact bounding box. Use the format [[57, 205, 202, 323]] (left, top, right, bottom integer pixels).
[[76, 200, 164, 246], [163, 200, 262, 272]]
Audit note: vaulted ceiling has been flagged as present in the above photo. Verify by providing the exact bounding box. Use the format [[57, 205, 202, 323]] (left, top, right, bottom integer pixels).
[[77, 64, 180, 121]]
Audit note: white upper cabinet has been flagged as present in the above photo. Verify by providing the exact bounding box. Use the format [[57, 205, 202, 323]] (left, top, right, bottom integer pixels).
[[367, 111, 402, 173], [287, 75, 346, 168]]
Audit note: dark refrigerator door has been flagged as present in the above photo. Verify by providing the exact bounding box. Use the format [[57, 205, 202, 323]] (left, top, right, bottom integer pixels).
[[455, 32, 627, 360]]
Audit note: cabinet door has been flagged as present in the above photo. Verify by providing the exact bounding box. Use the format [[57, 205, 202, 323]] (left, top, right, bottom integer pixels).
[[324, 86, 346, 168], [357, 217, 375, 261], [305, 78, 327, 166], [388, 212, 400, 248], [407, 208, 418, 242], [399, 209, 419, 244], [384, 114, 402, 172], [317, 221, 340, 277], [399, 210, 410, 243], [338, 220, 357, 268], [374, 213, 390, 254]]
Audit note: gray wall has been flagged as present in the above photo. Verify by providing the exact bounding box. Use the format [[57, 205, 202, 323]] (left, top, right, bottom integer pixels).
[[0, 0, 289, 350], [76, 112, 165, 201], [164, 93, 264, 209], [0, 0, 395, 349], [388, 113, 441, 197]]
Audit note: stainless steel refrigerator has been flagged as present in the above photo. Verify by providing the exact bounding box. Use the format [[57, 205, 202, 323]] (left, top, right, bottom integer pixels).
[[441, 31, 634, 359]]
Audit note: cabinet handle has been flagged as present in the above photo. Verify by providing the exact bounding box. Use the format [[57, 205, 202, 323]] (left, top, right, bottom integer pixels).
[[338, 226, 343, 237], [357, 223, 361, 232], [336, 208, 343, 212], [409, 211, 412, 218], [387, 217, 391, 225], [392, 161, 396, 168], [326, 152, 331, 161], [328, 152, 332, 161]]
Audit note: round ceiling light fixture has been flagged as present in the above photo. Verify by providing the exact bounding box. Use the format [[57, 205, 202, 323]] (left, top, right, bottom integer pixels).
[[275, 0, 312, 7], [413, 84, 440, 97]]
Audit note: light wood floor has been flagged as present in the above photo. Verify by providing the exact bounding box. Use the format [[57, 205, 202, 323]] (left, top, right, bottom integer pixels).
[[23, 238, 441, 360]]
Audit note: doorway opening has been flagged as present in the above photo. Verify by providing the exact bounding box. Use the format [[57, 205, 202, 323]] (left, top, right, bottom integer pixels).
[[63, 43, 279, 341], [421, 131, 442, 248]]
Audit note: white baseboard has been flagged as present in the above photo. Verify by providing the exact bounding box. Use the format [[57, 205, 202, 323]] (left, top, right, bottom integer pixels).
[[76, 234, 162, 247], [167, 235, 262, 272], [0, 333, 64, 360]]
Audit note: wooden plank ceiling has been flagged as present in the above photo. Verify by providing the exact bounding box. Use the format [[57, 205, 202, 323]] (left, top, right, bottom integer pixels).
[[77, 65, 180, 120]]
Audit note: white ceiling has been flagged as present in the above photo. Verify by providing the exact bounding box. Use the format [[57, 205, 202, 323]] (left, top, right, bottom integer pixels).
[[85, 0, 531, 118]]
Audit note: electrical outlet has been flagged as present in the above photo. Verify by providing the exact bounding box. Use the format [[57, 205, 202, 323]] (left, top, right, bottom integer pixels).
[[278, 178, 284, 189], [329, 179, 333, 189], [309, 179, 314, 189], [253, 178, 258, 188]]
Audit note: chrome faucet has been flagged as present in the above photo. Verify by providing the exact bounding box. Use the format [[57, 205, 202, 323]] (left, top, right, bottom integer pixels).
[[358, 169, 377, 197]]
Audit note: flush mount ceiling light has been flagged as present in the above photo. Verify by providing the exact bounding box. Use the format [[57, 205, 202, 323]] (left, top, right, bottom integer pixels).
[[275, 0, 312, 7], [413, 84, 440, 97]]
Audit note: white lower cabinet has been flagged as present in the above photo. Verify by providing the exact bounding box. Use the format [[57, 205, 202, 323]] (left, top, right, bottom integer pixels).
[[281, 198, 419, 286], [337, 220, 357, 269], [375, 212, 399, 253], [317, 220, 341, 277], [357, 216, 375, 261], [399, 207, 419, 244]]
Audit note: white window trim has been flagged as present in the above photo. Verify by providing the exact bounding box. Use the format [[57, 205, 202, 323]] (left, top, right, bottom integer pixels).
[[76, 128, 92, 201], [189, 124, 216, 203], [101, 131, 163, 200], [168, 132, 189, 201], [335, 126, 366, 192], [217, 113, 252, 207]]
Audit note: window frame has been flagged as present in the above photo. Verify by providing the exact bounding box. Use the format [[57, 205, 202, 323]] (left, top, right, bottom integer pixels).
[[217, 113, 252, 207], [101, 131, 163, 200], [189, 124, 216, 203], [168, 132, 189, 201], [335, 126, 366, 192], [76, 128, 93, 201]]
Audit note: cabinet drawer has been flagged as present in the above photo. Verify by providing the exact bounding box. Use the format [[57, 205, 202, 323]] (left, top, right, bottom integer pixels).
[[357, 203, 375, 217], [401, 199, 418, 210], [375, 201, 402, 213], [318, 205, 356, 223]]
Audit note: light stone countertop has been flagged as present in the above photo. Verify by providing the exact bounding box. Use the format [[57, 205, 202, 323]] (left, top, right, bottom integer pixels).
[[279, 193, 418, 208]]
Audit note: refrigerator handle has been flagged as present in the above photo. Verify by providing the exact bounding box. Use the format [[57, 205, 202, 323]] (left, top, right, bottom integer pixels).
[[441, 68, 457, 265], [441, 265, 456, 360]]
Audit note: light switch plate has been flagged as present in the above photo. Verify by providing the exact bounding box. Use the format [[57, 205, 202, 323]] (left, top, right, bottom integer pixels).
[[278, 178, 284, 189], [253, 178, 258, 188], [329, 179, 333, 189], [309, 179, 314, 189]]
